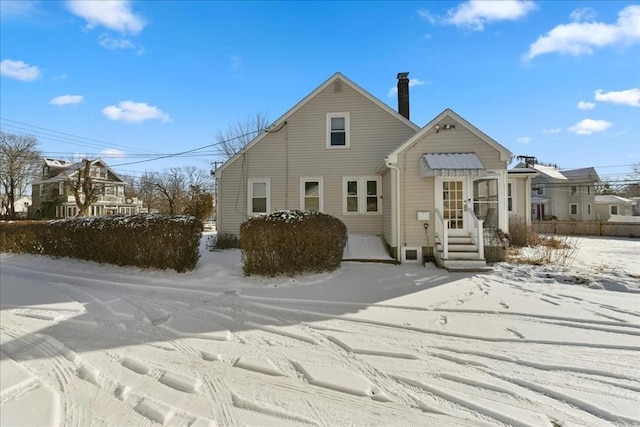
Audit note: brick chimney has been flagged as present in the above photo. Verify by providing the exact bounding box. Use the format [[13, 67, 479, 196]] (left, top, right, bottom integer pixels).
[[397, 72, 409, 120]]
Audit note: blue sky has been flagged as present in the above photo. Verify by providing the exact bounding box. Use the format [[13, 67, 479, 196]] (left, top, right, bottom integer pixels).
[[1, 1, 639, 183]]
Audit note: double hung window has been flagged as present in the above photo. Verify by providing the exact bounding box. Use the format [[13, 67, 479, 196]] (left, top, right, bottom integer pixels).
[[343, 177, 380, 214]]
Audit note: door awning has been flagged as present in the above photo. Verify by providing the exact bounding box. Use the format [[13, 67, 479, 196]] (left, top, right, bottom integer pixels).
[[421, 153, 486, 177]]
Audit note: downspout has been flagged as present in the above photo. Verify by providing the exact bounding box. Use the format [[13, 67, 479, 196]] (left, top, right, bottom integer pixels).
[[385, 157, 401, 262]]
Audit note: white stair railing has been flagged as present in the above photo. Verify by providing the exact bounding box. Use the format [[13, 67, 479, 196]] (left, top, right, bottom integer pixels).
[[465, 205, 485, 260], [435, 208, 449, 259]]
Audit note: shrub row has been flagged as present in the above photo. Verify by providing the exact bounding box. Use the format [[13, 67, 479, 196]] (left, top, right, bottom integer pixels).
[[240, 210, 347, 276], [0, 214, 203, 273]]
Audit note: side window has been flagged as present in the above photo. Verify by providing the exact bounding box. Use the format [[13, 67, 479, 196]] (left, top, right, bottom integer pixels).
[[326, 113, 350, 148], [571, 186, 577, 195], [570, 203, 578, 215], [507, 182, 514, 212], [346, 180, 359, 212], [300, 178, 323, 212], [610, 205, 618, 215], [366, 179, 379, 213], [248, 179, 270, 215], [343, 177, 381, 214]]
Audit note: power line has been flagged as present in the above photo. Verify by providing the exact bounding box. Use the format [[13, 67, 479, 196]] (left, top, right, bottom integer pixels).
[[0, 117, 160, 156]]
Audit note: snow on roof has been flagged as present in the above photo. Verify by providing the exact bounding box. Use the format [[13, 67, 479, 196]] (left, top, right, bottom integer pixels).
[[595, 195, 632, 204], [43, 158, 72, 167], [532, 164, 567, 180]]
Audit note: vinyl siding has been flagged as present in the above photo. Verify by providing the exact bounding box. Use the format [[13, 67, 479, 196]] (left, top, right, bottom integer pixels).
[[382, 169, 392, 246], [394, 123, 506, 248], [217, 77, 416, 236]]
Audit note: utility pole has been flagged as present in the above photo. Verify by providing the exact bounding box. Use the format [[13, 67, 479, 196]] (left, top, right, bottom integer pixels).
[[211, 161, 221, 217]]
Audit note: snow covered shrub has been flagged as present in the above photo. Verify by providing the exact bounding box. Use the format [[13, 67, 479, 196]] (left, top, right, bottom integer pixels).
[[0, 221, 48, 254], [240, 210, 347, 276], [39, 214, 202, 272]]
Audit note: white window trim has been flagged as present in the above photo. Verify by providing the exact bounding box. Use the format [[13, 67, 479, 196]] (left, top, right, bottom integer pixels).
[[248, 178, 270, 216], [533, 184, 544, 195], [569, 203, 578, 215], [342, 176, 382, 215], [610, 205, 618, 215], [326, 112, 350, 149], [507, 181, 516, 213], [570, 185, 577, 195], [300, 177, 324, 212]]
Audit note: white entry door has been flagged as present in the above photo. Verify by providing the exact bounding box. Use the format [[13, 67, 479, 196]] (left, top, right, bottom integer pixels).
[[436, 178, 469, 236]]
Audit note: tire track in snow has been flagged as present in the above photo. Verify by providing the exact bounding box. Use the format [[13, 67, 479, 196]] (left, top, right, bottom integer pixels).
[[1, 328, 86, 426]]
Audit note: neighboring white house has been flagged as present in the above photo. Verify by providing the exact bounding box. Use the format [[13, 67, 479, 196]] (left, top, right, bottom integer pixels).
[[507, 168, 538, 227], [595, 195, 633, 220], [31, 158, 142, 219], [514, 163, 600, 221], [216, 72, 516, 269], [0, 195, 31, 219]]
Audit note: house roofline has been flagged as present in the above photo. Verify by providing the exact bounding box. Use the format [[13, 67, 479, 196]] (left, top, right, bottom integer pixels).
[[215, 72, 421, 177], [385, 108, 512, 164]]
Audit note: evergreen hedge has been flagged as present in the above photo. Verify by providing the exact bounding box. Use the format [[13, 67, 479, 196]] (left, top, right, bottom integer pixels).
[[0, 214, 202, 273], [240, 210, 347, 276]]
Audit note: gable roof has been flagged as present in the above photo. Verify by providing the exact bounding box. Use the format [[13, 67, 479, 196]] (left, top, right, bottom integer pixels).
[[516, 163, 600, 182], [33, 158, 126, 185], [216, 72, 421, 176], [595, 195, 632, 205], [386, 108, 512, 163], [561, 167, 600, 182]]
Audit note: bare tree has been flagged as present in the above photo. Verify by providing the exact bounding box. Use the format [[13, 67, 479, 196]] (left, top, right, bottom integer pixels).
[[66, 159, 105, 217], [138, 171, 161, 212], [0, 131, 41, 219], [150, 168, 187, 214], [216, 112, 269, 159]]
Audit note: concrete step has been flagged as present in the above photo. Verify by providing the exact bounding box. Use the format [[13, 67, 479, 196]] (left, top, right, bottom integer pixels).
[[437, 243, 477, 252], [441, 251, 483, 260], [441, 258, 490, 272]]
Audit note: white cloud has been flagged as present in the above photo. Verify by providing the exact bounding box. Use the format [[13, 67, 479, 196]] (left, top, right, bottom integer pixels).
[[102, 101, 171, 123], [49, 94, 84, 106], [570, 7, 597, 22], [388, 78, 427, 97], [99, 34, 134, 49], [425, 0, 536, 31], [0, 59, 41, 81], [0, 1, 39, 18], [98, 34, 145, 54], [543, 127, 562, 135], [100, 148, 126, 158], [568, 118, 612, 135], [594, 88, 640, 107], [516, 136, 531, 144], [524, 5, 640, 60], [577, 101, 595, 110], [66, 0, 145, 34]]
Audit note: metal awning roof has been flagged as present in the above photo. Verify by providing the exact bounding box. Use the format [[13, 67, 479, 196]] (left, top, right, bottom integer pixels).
[[421, 153, 486, 177]]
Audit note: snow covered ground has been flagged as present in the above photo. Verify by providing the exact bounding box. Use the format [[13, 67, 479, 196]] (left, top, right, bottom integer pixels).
[[1, 235, 639, 426]]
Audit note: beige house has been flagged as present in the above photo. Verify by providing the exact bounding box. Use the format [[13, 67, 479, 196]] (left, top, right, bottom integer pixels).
[[31, 158, 142, 219], [216, 72, 515, 269]]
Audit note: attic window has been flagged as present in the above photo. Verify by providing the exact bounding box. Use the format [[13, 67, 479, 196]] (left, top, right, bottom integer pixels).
[[334, 80, 342, 92], [326, 112, 350, 149]]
